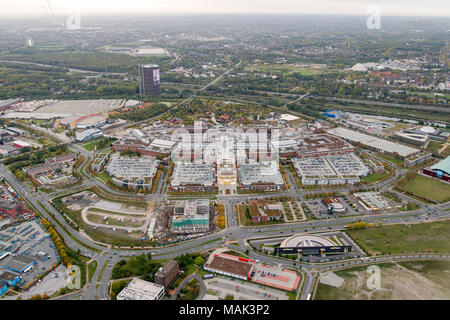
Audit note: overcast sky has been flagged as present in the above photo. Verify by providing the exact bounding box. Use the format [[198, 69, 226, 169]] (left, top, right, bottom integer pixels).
[[0, 0, 449, 17]]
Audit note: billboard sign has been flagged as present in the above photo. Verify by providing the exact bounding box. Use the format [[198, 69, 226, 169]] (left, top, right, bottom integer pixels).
[[153, 68, 160, 84]]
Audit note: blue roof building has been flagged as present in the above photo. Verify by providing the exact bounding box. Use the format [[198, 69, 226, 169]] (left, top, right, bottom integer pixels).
[[0, 271, 21, 287], [0, 284, 6, 296], [4, 254, 36, 274]]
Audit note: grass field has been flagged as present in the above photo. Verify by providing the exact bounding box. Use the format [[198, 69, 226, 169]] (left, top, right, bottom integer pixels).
[[347, 220, 450, 255], [245, 64, 328, 76], [361, 171, 389, 184], [81, 141, 98, 151], [315, 260, 450, 300], [96, 171, 112, 183], [400, 173, 450, 203]]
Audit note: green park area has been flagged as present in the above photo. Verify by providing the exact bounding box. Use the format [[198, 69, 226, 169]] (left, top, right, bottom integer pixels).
[[81, 137, 115, 152], [316, 260, 450, 300], [399, 173, 450, 203], [347, 220, 450, 256], [245, 64, 329, 76]]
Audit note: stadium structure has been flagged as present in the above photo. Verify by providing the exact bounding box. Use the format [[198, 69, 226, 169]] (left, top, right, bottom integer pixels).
[[275, 234, 352, 256]]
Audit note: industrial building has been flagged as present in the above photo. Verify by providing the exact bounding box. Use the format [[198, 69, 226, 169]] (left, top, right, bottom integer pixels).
[[154, 260, 180, 288], [0, 99, 21, 111], [116, 278, 165, 300], [170, 162, 215, 192], [4, 254, 36, 273], [171, 199, 210, 233], [13, 140, 31, 149], [0, 129, 14, 143], [327, 127, 419, 158], [203, 253, 255, 281], [138, 64, 161, 96], [0, 271, 21, 287], [0, 144, 20, 158], [59, 113, 107, 130]]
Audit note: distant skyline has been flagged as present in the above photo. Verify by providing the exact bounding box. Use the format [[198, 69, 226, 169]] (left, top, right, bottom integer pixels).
[[0, 0, 449, 18]]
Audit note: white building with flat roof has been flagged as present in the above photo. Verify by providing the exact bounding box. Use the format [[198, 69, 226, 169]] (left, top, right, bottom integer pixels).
[[327, 127, 419, 158], [116, 278, 164, 300]]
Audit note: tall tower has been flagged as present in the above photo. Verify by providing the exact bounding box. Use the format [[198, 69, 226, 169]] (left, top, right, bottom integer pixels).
[[138, 64, 161, 96]]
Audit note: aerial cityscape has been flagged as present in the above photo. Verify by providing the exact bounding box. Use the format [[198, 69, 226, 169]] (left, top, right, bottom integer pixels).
[[0, 0, 449, 310]]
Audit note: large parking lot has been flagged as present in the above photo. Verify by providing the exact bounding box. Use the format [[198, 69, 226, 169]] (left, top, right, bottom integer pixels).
[[204, 276, 290, 300], [0, 218, 60, 288], [305, 197, 359, 219]]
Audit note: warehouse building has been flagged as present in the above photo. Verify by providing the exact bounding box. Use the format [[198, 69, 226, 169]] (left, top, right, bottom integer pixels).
[[0, 271, 21, 287], [203, 253, 255, 281], [59, 113, 107, 130], [327, 127, 419, 158], [4, 254, 36, 273]]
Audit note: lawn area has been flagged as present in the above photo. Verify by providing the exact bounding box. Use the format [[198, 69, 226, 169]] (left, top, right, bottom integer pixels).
[[400, 173, 450, 203], [88, 260, 98, 281], [96, 171, 112, 183], [81, 141, 98, 151], [81, 138, 115, 152], [347, 220, 450, 255], [315, 261, 450, 300], [111, 255, 162, 280], [361, 171, 389, 184], [245, 64, 328, 76]]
